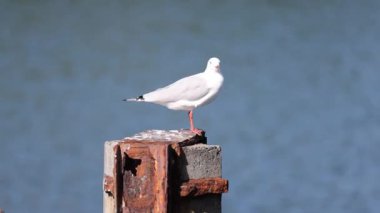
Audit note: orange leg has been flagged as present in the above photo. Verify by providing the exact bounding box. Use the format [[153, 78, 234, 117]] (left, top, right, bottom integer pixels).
[[188, 110, 203, 135]]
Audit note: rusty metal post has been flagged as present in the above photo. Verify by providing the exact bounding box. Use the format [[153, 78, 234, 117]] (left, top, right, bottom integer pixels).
[[103, 130, 228, 213]]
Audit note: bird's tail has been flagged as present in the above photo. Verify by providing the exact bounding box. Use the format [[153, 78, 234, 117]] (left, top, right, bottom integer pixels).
[[123, 95, 145, 102]]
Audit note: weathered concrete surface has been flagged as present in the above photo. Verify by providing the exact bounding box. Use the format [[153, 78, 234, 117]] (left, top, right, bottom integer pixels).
[[178, 144, 221, 180], [124, 129, 206, 145]]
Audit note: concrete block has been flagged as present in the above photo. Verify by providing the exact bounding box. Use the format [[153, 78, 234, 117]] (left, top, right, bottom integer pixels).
[[178, 144, 222, 180]]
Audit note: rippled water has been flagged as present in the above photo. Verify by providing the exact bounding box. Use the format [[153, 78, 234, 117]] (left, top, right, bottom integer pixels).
[[1, 1, 380, 212]]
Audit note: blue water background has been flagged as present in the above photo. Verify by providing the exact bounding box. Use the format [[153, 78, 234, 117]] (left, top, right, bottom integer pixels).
[[1, 1, 380, 212]]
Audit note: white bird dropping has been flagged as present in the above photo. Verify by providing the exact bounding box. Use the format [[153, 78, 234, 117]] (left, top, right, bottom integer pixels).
[[125, 57, 224, 135]]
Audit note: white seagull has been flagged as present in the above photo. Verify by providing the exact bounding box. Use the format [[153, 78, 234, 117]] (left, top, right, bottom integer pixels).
[[124, 57, 224, 135]]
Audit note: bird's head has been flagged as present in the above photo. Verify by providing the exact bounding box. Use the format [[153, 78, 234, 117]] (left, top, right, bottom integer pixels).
[[206, 57, 221, 72]]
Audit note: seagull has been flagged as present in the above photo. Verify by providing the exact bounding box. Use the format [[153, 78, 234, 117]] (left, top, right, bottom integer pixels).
[[124, 57, 224, 135]]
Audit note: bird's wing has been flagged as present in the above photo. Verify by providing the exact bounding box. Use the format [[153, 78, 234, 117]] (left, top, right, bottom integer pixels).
[[143, 73, 210, 104]]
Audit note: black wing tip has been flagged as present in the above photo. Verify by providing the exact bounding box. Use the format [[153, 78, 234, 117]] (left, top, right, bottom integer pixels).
[[123, 95, 144, 101]]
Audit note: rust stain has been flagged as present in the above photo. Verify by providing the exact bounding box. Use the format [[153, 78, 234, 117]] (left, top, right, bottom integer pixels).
[[177, 133, 207, 147], [120, 142, 169, 213], [170, 143, 181, 156], [103, 175, 115, 197], [179, 177, 229, 197], [123, 146, 154, 209]]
